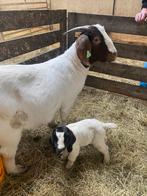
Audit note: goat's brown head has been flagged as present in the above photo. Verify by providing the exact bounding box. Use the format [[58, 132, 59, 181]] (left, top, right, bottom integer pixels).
[[65, 24, 117, 66]]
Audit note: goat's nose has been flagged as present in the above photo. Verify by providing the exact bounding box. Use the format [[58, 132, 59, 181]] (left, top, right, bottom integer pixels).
[[107, 52, 117, 62]]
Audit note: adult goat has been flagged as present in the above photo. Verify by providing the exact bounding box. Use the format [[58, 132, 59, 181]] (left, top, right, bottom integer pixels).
[[0, 24, 117, 174]]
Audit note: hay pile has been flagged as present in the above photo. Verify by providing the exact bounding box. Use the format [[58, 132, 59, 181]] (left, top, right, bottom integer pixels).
[[1, 87, 147, 196]]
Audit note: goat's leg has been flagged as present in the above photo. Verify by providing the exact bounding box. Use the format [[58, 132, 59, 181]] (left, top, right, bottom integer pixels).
[[48, 111, 60, 128], [1, 127, 27, 174], [60, 100, 75, 123], [60, 149, 68, 160], [92, 134, 110, 164], [66, 145, 80, 169], [3, 155, 27, 175], [60, 108, 68, 123]]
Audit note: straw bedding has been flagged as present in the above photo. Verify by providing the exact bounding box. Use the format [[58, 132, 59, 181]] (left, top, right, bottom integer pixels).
[[0, 87, 147, 196]]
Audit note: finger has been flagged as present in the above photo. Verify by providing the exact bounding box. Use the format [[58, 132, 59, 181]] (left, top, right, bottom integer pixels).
[[136, 13, 143, 22], [138, 13, 143, 22], [135, 13, 140, 22], [135, 14, 139, 22], [141, 13, 146, 21]]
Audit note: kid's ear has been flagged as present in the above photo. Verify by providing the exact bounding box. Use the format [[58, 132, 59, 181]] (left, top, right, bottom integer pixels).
[[64, 127, 76, 153]]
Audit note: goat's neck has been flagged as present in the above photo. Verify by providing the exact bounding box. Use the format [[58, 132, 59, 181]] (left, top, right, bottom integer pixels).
[[64, 43, 88, 71]]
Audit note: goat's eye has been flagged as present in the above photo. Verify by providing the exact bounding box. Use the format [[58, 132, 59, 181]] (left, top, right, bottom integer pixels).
[[93, 37, 101, 44]]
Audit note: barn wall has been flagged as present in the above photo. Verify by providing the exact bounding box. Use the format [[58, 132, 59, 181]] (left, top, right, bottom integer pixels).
[[50, 0, 114, 15], [0, 0, 141, 16], [50, 0, 141, 16], [113, 0, 142, 17], [0, 0, 50, 11]]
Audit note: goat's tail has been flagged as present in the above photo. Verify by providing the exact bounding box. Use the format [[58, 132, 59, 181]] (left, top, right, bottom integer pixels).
[[102, 123, 117, 129]]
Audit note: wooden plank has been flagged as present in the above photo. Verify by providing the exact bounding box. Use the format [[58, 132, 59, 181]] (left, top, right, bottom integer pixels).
[[0, 43, 60, 64], [109, 32, 147, 46], [46, 0, 51, 9], [0, 3, 47, 11], [91, 62, 147, 82], [68, 0, 114, 15], [50, 0, 68, 10], [51, 0, 114, 15], [60, 18, 67, 53], [0, 33, 3, 42], [114, 0, 141, 17], [68, 13, 147, 36], [30, 24, 60, 33], [0, 10, 66, 32], [3, 29, 32, 41], [86, 75, 147, 100], [0, 0, 25, 3], [26, 0, 46, 2], [115, 43, 147, 62], [21, 48, 61, 64], [2, 24, 60, 42], [0, 31, 62, 61]]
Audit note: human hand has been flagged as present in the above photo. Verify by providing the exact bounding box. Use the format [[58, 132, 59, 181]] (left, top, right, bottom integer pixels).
[[135, 8, 147, 22]]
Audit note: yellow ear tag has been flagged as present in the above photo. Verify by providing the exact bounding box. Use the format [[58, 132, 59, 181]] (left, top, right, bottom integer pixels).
[[86, 50, 91, 59]]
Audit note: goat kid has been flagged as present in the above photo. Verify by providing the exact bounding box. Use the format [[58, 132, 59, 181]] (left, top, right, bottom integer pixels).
[[0, 24, 117, 174], [50, 119, 117, 169]]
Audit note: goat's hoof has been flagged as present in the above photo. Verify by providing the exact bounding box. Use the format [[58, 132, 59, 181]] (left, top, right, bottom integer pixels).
[[60, 155, 67, 161], [15, 164, 29, 174], [103, 158, 110, 165], [105, 161, 110, 165], [66, 161, 73, 169], [8, 165, 29, 175], [66, 164, 72, 169]]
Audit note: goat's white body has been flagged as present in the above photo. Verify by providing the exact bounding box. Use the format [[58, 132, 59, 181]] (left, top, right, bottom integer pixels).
[[0, 43, 88, 129], [64, 119, 117, 168], [0, 43, 89, 173], [67, 119, 116, 146]]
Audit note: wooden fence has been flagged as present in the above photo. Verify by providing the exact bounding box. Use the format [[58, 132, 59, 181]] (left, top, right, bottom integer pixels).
[[68, 13, 147, 100], [0, 10, 66, 64], [0, 10, 147, 100]]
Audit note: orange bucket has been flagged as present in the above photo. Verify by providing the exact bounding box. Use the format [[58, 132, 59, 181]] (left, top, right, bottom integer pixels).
[[0, 156, 5, 183]]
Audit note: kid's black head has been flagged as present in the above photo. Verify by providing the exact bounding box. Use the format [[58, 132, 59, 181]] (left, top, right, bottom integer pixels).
[[50, 125, 76, 154]]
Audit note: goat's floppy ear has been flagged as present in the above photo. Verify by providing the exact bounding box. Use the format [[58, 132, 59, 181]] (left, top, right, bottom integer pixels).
[[64, 127, 76, 153], [76, 34, 91, 66], [50, 128, 55, 142], [50, 129, 57, 150]]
